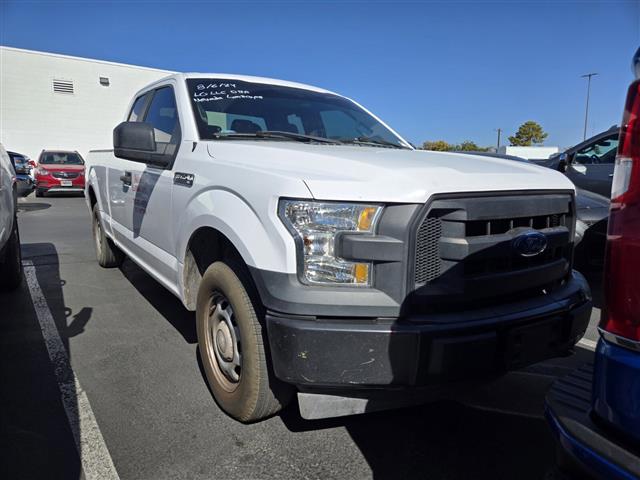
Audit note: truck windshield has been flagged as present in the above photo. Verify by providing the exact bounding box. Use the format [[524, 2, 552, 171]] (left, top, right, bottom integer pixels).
[[186, 78, 409, 148], [40, 152, 84, 165]]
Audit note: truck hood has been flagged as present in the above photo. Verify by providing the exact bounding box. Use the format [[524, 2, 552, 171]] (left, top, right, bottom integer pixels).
[[207, 141, 575, 203]]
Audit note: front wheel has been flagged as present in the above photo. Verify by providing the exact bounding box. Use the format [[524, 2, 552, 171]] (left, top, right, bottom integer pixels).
[[196, 261, 291, 422], [0, 216, 22, 291], [92, 203, 124, 268]]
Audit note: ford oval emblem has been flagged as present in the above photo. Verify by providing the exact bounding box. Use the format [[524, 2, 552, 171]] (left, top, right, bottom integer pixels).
[[512, 231, 548, 257]]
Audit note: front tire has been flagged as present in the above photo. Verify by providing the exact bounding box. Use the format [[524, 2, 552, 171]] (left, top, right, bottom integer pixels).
[[0, 215, 22, 291], [92, 203, 124, 268], [196, 261, 291, 422], [35, 188, 45, 198]]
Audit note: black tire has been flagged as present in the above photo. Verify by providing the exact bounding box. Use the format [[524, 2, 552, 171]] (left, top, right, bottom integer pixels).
[[0, 215, 22, 291], [35, 188, 44, 198], [196, 260, 292, 422], [92, 203, 124, 268]]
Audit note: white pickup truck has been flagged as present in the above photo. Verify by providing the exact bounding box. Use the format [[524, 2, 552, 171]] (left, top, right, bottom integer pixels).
[[86, 73, 592, 422]]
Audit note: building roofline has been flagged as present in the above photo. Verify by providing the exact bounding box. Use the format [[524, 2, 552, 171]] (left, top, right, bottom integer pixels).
[[0, 45, 175, 74]]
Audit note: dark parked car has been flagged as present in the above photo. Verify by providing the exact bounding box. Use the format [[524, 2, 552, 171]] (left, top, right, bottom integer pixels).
[[7, 151, 34, 197], [547, 125, 619, 198], [546, 47, 640, 480], [455, 151, 610, 270]]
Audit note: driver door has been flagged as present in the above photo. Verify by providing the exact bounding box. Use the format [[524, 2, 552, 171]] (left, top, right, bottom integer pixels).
[[566, 134, 618, 197]]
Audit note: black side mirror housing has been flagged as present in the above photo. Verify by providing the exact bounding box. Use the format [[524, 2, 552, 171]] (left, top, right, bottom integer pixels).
[[558, 152, 570, 172], [113, 122, 171, 168]]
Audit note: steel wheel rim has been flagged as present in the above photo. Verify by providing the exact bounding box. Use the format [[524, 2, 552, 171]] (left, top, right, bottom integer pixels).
[[205, 291, 242, 392]]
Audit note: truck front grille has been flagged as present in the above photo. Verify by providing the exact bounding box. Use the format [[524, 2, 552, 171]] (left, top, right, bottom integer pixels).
[[411, 193, 574, 304]]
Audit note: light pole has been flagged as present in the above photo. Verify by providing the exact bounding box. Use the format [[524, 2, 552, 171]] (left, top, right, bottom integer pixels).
[[581, 72, 598, 140], [495, 128, 502, 151]]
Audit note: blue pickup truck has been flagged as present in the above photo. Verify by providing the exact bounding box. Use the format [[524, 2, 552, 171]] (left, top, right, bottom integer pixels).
[[545, 47, 640, 479]]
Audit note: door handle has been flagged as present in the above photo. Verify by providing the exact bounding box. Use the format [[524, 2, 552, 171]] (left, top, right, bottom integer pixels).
[[120, 171, 132, 186], [609, 174, 614, 177]]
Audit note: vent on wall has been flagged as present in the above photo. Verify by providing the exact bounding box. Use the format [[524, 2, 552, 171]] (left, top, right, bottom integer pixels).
[[53, 79, 74, 94]]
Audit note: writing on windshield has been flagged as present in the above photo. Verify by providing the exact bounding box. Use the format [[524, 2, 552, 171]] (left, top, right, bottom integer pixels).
[[186, 78, 407, 148]]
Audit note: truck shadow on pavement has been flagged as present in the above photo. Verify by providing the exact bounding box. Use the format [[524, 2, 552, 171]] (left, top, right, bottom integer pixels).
[[278, 392, 559, 480], [0, 243, 88, 480], [119, 258, 197, 343]]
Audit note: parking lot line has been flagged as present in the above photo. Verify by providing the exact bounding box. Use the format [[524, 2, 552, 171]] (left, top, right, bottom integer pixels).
[[23, 260, 120, 480]]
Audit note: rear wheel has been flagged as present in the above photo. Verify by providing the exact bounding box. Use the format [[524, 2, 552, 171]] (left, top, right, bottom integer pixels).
[[196, 260, 291, 422], [92, 203, 124, 268], [0, 215, 22, 291]]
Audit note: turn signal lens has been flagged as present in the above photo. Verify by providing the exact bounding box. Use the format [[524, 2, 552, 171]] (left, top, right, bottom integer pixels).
[[358, 207, 378, 231], [353, 263, 369, 284]]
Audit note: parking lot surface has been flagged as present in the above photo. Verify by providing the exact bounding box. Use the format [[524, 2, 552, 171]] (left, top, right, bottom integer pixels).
[[1, 195, 601, 480]]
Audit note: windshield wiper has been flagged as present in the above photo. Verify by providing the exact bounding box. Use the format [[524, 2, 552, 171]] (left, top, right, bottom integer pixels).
[[212, 130, 341, 144], [342, 136, 410, 149], [258, 130, 342, 144]]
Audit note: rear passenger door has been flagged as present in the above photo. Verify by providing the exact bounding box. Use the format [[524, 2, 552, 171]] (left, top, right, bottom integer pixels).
[[126, 85, 182, 285]]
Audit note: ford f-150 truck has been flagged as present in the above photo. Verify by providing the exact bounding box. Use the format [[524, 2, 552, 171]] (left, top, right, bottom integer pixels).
[[86, 73, 592, 422]]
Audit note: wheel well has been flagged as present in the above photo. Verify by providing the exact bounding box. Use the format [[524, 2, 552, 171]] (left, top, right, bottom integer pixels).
[[183, 227, 249, 310], [88, 185, 97, 209]]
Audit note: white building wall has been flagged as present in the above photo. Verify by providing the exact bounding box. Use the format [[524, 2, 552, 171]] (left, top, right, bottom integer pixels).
[[0, 46, 173, 161], [498, 145, 559, 160]]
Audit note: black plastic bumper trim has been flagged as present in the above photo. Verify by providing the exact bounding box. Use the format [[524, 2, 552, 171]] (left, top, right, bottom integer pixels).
[[266, 298, 591, 388]]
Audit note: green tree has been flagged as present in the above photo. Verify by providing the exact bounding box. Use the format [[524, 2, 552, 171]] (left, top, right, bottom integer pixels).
[[456, 140, 485, 151], [422, 140, 452, 151], [508, 121, 548, 146]]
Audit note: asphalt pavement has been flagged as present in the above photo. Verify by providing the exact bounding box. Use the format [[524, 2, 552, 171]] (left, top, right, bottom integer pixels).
[[0, 195, 601, 480]]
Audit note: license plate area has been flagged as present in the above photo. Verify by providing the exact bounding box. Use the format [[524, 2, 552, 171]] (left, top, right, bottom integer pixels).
[[505, 317, 567, 369], [60, 180, 72, 187]]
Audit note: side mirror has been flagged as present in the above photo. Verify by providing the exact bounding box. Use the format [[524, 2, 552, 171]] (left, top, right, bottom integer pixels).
[[558, 152, 569, 172], [571, 164, 587, 175], [113, 122, 171, 168]]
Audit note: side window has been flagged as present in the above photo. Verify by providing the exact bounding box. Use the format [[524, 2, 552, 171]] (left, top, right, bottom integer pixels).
[[143, 86, 181, 158], [575, 135, 619, 165], [128, 93, 149, 122]]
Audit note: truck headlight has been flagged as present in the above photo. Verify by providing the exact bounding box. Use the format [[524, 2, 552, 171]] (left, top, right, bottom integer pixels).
[[279, 200, 382, 286]]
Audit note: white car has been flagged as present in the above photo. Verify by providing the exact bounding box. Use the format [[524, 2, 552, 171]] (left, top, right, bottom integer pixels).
[[0, 143, 22, 290], [86, 73, 592, 422]]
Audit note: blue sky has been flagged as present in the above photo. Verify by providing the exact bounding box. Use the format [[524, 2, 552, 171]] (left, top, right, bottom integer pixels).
[[1, 0, 638, 147]]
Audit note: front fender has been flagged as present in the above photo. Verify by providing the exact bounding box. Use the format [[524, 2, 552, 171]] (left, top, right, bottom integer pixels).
[[176, 188, 298, 275]]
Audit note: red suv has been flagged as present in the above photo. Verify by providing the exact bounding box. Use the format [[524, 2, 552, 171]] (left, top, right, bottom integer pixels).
[[35, 150, 85, 197]]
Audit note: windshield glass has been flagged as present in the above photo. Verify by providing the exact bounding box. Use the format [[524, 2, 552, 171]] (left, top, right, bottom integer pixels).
[[8, 153, 27, 169], [40, 152, 84, 165], [186, 78, 407, 147]]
